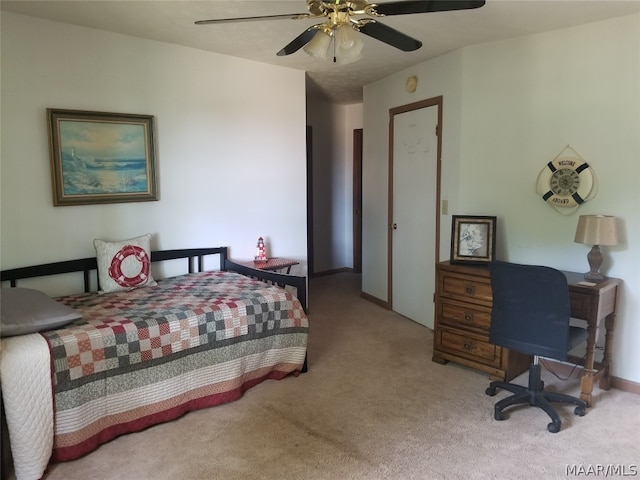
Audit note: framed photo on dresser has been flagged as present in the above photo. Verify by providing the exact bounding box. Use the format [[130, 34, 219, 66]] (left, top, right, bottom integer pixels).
[[450, 215, 497, 265]]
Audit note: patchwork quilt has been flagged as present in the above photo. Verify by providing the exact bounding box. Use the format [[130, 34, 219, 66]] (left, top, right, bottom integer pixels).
[[5, 271, 308, 474], [48, 271, 306, 386]]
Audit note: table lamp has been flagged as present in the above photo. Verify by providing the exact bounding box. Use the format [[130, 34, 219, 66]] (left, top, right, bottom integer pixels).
[[573, 215, 618, 281]]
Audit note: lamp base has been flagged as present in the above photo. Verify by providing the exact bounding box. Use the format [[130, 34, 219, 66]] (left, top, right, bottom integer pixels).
[[584, 245, 604, 281], [583, 271, 605, 281]]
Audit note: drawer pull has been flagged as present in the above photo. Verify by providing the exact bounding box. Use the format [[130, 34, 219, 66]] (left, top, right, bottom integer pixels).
[[464, 343, 471, 350], [464, 312, 473, 322], [465, 284, 475, 296]]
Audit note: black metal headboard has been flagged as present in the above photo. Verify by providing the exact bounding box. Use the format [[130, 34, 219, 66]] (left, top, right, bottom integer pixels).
[[0, 247, 228, 293], [0, 246, 307, 311]]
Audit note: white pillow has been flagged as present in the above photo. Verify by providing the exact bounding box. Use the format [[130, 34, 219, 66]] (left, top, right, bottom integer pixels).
[[94, 234, 156, 293], [1, 288, 82, 337]]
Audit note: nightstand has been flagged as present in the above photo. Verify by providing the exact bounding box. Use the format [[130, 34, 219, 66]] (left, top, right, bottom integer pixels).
[[237, 258, 299, 274]]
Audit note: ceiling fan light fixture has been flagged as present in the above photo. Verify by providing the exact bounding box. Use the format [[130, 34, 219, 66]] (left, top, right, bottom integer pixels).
[[303, 29, 332, 61], [335, 24, 364, 64], [197, 0, 487, 63], [336, 24, 358, 50]]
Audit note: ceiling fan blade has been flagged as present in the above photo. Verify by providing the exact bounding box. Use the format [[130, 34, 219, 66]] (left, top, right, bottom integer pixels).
[[195, 13, 309, 25], [277, 26, 320, 56], [358, 21, 422, 52], [372, 0, 485, 16]]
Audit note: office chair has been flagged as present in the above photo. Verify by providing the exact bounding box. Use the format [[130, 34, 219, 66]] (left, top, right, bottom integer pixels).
[[485, 261, 588, 433]]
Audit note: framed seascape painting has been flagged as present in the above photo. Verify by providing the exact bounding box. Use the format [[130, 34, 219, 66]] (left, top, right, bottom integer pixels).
[[450, 215, 497, 265], [47, 109, 158, 206]]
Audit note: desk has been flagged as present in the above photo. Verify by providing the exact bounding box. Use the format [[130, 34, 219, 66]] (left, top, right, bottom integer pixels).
[[237, 258, 299, 274], [433, 262, 621, 407], [563, 271, 621, 407]]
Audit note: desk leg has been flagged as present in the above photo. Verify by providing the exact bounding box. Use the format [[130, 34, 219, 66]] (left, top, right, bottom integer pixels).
[[580, 373, 594, 408], [599, 313, 615, 391], [580, 322, 598, 407]]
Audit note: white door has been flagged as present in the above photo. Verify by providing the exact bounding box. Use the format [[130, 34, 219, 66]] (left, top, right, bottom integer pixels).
[[390, 103, 439, 328]]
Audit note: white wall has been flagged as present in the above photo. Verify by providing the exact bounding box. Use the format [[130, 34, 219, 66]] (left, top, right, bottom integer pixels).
[[458, 14, 640, 384], [0, 13, 308, 295], [307, 98, 362, 273], [363, 13, 640, 384]]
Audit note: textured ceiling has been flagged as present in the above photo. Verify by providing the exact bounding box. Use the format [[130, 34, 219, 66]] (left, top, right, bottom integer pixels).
[[2, 0, 639, 104]]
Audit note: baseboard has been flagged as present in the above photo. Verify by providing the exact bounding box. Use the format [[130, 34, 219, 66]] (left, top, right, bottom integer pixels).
[[310, 267, 353, 278], [610, 376, 640, 395], [360, 291, 391, 310], [542, 359, 640, 396]]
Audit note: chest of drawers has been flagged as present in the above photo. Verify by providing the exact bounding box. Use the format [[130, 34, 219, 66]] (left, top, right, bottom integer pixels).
[[432, 261, 531, 381]]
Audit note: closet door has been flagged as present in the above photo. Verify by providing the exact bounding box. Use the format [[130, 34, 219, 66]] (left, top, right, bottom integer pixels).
[[389, 99, 440, 328]]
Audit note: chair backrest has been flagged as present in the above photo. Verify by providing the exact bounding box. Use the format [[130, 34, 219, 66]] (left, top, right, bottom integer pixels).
[[488, 261, 571, 361]]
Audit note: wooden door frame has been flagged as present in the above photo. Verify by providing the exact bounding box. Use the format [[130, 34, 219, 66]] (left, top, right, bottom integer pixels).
[[306, 125, 314, 277], [353, 128, 363, 274], [387, 96, 443, 308]]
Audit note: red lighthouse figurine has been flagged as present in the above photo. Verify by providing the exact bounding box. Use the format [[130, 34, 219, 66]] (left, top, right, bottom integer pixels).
[[255, 237, 267, 262]]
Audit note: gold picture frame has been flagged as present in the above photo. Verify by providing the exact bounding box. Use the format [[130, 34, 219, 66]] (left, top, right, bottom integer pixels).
[[47, 108, 158, 206], [450, 215, 497, 265]]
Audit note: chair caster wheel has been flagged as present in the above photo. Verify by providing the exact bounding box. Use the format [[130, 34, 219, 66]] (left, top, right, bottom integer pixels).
[[494, 410, 506, 421], [574, 406, 586, 417], [486, 387, 496, 396], [547, 422, 561, 433]]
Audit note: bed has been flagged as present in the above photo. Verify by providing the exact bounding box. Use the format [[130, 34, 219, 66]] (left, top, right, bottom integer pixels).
[[0, 247, 308, 480]]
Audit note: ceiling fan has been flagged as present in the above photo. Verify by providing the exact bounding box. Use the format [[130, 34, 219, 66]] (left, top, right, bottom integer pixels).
[[196, 0, 486, 64]]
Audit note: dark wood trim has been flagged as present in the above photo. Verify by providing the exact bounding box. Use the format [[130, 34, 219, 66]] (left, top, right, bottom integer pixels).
[[353, 128, 363, 273], [611, 376, 640, 396], [360, 291, 391, 310], [311, 267, 353, 278], [306, 125, 314, 277], [388, 111, 393, 307]]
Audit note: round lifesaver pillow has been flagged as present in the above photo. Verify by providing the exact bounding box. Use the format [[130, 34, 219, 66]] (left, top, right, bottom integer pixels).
[[94, 234, 156, 293], [108, 244, 151, 288]]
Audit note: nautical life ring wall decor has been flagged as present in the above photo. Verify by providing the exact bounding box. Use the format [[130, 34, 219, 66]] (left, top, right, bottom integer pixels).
[[536, 145, 596, 211]]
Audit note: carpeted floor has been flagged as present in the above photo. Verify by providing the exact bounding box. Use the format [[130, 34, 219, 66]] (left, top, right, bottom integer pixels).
[[35, 273, 640, 479]]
